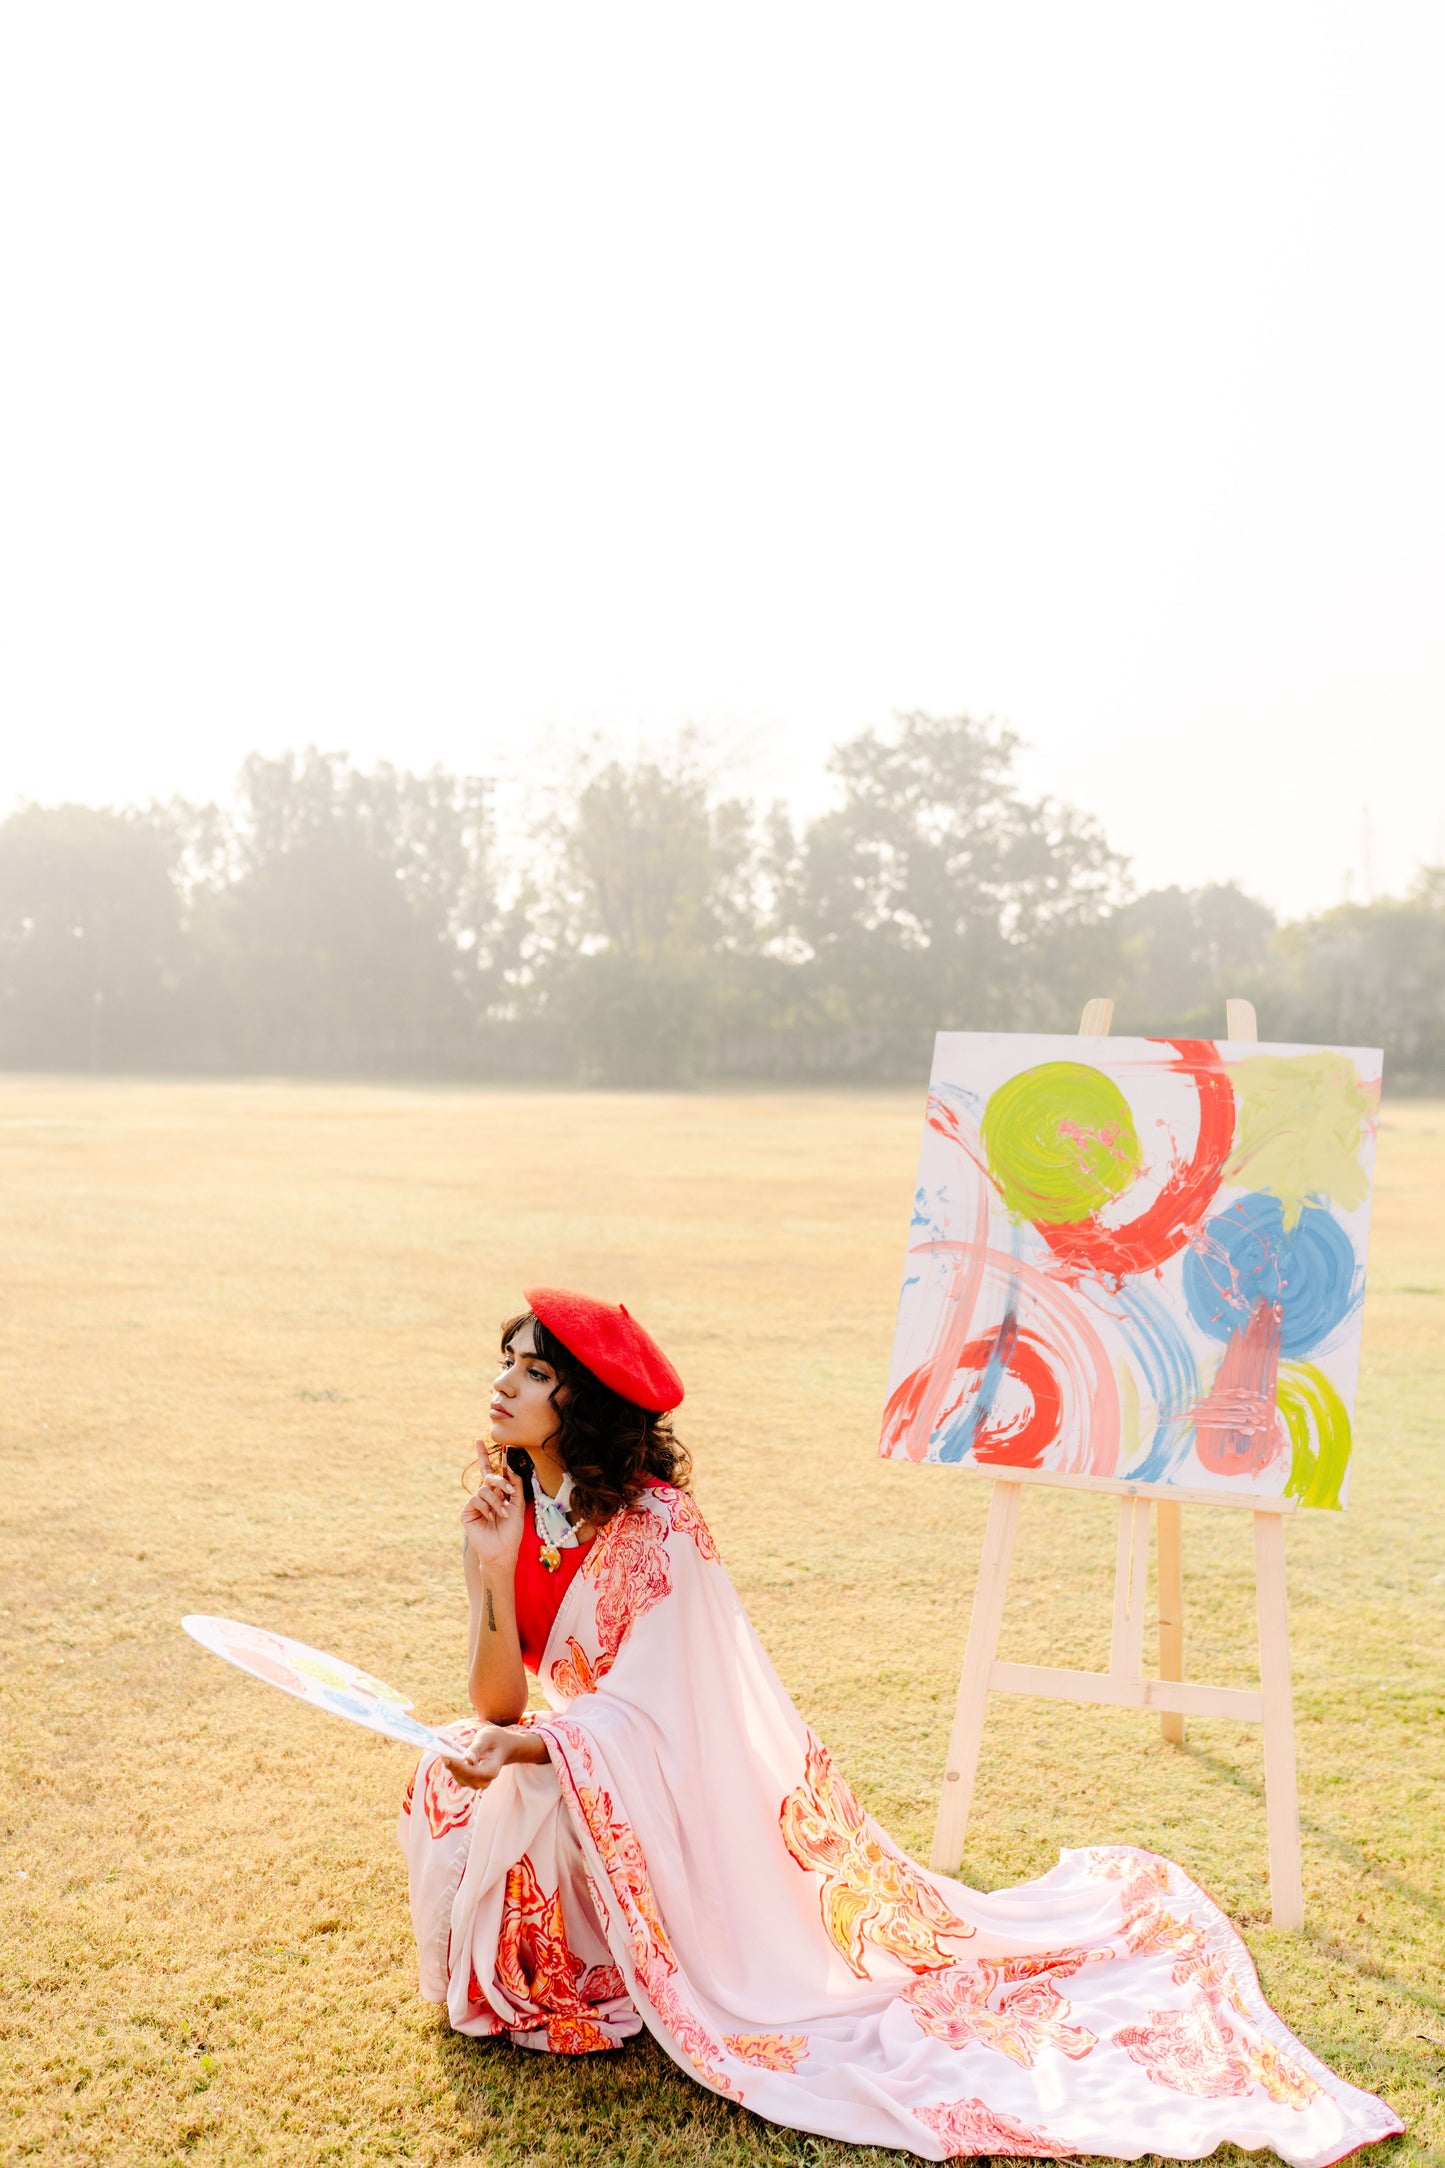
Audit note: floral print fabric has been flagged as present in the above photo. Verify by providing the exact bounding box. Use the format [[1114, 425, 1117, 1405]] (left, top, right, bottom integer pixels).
[[779, 1732, 975, 1976], [399, 1482, 1401, 2163], [400, 1715, 640, 2056]]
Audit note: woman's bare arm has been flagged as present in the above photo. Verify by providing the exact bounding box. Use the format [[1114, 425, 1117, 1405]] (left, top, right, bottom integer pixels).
[[460, 1469, 529, 1725], [463, 1539, 528, 1723]]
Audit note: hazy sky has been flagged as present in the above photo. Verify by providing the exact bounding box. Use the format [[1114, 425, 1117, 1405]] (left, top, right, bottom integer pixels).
[[2, 4, 1442, 916]]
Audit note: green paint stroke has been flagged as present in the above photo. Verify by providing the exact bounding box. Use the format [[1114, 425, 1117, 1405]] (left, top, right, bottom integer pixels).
[[982, 1061, 1141, 1224], [1278, 1361, 1352, 1510], [1226, 1050, 1374, 1229]]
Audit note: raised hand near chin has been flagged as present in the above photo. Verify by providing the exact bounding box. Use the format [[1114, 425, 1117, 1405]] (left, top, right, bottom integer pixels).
[[461, 1463, 526, 1568]]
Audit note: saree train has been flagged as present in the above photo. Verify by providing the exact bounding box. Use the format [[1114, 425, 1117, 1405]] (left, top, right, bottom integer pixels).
[[401, 1482, 1401, 2165]]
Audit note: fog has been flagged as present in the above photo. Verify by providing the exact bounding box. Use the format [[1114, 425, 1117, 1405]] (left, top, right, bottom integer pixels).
[[3, 4, 1442, 917]]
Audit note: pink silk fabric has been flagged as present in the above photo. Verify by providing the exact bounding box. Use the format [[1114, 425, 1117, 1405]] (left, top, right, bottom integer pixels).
[[399, 1483, 1402, 2163]]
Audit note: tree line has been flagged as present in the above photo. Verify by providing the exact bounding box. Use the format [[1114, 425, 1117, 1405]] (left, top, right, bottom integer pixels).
[[2, 716, 1441, 1087]]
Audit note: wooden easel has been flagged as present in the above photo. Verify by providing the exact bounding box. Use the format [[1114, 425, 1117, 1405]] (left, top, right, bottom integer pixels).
[[929, 996, 1306, 1931]]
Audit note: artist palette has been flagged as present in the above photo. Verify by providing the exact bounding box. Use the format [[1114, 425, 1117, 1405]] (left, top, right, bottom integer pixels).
[[182, 1614, 453, 1753]]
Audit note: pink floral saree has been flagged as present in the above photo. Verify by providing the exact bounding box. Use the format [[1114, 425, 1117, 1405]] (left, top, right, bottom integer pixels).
[[399, 1483, 1401, 2163]]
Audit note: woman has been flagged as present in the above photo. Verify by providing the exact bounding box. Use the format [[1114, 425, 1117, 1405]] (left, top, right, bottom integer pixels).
[[400, 1287, 1401, 2164]]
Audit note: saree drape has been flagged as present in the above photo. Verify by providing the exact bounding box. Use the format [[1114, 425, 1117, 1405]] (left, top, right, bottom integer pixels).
[[399, 1483, 1401, 2163]]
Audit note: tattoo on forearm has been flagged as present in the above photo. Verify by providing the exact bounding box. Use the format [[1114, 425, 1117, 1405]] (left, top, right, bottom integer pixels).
[[485, 1588, 496, 1633]]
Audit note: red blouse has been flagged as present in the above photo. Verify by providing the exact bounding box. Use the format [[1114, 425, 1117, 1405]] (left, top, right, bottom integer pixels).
[[513, 1498, 594, 1674]]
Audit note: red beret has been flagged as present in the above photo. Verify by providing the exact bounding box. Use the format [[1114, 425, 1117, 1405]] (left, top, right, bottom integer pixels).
[[524, 1286, 684, 1412]]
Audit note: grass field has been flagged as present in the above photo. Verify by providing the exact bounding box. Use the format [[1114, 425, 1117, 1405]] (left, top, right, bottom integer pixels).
[[1, 1078, 1442, 2168]]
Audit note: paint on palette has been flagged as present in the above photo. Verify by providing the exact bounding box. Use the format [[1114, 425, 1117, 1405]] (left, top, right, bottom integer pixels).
[[882, 1036, 1381, 1506], [182, 1615, 453, 1752]]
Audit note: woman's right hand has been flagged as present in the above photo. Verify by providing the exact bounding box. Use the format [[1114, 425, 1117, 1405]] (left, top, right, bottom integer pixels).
[[461, 1459, 525, 1569]]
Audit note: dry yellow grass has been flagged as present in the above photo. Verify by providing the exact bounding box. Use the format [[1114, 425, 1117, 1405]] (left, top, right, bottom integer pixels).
[[1, 1079, 1441, 2168]]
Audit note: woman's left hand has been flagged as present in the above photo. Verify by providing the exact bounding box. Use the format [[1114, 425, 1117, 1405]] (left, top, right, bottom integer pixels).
[[461, 1467, 526, 1569], [440, 1723, 520, 1790]]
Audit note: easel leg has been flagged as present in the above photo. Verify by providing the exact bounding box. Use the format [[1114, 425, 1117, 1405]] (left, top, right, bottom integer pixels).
[[1254, 1510, 1304, 1929], [931, 1479, 1022, 1874], [1157, 1500, 1185, 1745], [1110, 1496, 1150, 1677]]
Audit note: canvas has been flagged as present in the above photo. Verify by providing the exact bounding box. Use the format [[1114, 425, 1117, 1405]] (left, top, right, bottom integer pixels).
[[881, 1035, 1381, 1507]]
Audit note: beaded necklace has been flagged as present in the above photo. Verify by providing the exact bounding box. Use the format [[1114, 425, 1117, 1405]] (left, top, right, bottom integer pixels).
[[533, 1471, 581, 1572]]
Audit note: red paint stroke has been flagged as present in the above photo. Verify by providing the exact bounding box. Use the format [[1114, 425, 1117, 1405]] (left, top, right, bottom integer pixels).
[[1191, 1296, 1284, 1477], [886, 1098, 1122, 1473], [882, 1349, 943, 1464], [1035, 1040, 1235, 1280], [889, 1158, 993, 1460], [226, 1646, 304, 1694], [926, 1095, 968, 1148], [882, 1233, 1120, 1475], [947, 1319, 1064, 1469]]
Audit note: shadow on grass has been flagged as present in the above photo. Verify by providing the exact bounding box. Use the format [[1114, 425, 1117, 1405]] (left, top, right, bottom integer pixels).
[[1181, 1743, 1444, 1924], [433, 2020, 902, 2168], [1181, 1744, 1445, 2027]]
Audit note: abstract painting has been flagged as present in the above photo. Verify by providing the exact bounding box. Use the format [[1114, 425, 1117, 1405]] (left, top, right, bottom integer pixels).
[[182, 1614, 452, 1752], [881, 1035, 1382, 1507]]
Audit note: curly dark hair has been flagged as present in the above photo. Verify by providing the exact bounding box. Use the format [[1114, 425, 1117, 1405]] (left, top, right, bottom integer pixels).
[[497, 1309, 691, 1529]]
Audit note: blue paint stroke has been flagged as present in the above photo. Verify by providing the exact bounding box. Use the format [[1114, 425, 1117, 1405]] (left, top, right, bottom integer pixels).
[[1107, 1278, 1202, 1483], [934, 1307, 1020, 1464], [1182, 1191, 1359, 1359], [934, 1081, 984, 1119], [933, 1220, 1027, 1465]]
